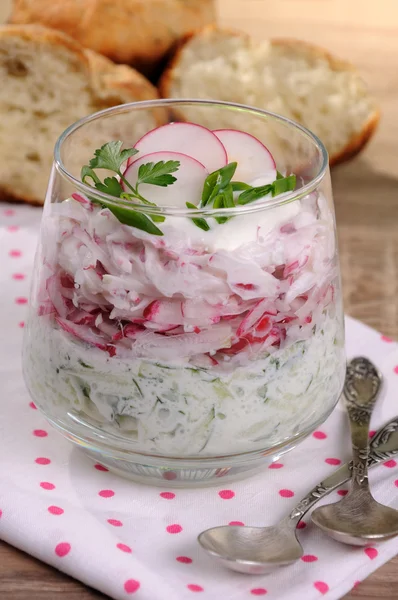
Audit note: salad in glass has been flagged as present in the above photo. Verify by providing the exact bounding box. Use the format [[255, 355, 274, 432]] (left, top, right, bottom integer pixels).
[[23, 100, 345, 485]]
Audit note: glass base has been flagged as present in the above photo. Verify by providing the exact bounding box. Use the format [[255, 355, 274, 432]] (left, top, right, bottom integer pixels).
[[41, 409, 328, 487], [85, 452, 280, 487]]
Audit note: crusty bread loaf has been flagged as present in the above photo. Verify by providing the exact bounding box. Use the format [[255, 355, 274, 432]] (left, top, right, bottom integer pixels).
[[9, 0, 216, 76], [160, 28, 380, 166], [0, 25, 160, 205]]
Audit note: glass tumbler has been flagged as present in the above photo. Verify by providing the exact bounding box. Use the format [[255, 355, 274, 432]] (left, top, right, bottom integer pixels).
[[22, 99, 345, 486]]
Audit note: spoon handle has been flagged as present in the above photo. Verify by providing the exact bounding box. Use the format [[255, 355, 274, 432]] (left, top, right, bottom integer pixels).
[[286, 413, 396, 527], [344, 357, 382, 489]]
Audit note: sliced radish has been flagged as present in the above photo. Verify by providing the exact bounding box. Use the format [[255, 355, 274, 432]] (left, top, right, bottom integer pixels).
[[236, 299, 277, 338], [112, 323, 144, 341], [143, 299, 183, 325], [68, 309, 97, 326], [122, 151, 208, 208], [71, 193, 93, 211], [191, 353, 219, 368], [182, 299, 221, 325], [130, 123, 227, 173], [46, 274, 70, 318], [55, 317, 106, 349], [213, 129, 276, 183], [38, 301, 55, 316]]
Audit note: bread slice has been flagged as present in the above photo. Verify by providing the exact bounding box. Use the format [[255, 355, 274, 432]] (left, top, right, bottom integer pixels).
[[0, 25, 160, 205], [9, 0, 216, 77], [160, 28, 380, 166]]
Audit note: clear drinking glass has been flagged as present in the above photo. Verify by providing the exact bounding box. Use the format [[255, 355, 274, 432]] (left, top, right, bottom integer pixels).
[[22, 100, 345, 486]]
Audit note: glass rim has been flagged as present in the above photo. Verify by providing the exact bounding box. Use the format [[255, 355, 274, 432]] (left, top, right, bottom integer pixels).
[[54, 98, 329, 217]]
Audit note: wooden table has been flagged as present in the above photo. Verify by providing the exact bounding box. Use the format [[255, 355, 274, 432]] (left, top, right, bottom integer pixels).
[[1, 0, 398, 598]]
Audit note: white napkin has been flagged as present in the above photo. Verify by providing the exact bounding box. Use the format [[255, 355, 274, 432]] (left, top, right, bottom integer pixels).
[[1, 203, 398, 600]]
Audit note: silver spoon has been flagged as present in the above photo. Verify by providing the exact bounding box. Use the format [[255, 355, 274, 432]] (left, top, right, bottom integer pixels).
[[198, 358, 389, 574], [312, 357, 398, 545]]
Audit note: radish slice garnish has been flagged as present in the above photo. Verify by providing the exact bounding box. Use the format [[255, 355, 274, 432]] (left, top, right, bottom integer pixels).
[[122, 151, 208, 208], [129, 122, 227, 173], [212, 129, 276, 183]]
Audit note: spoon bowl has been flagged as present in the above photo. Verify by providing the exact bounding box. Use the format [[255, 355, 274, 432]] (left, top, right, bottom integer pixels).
[[198, 521, 303, 574], [312, 488, 398, 546]]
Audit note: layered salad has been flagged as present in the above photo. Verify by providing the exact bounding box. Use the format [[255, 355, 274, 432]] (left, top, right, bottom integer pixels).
[[24, 122, 345, 456]]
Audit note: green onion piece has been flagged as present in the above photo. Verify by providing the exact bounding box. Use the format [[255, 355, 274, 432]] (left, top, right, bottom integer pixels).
[[186, 202, 210, 231], [238, 184, 273, 205], [201, 162, 237, 207], [272, 174, 296, 197], [231, 182, 251, 191]]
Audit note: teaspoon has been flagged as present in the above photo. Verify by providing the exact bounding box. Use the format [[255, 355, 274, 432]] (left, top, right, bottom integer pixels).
[[312, 357, 398, 545], [198, 358, 389, 574]]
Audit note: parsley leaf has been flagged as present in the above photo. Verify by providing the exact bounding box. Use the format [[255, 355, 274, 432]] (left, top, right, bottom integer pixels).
[[95, 177, 124, 197], [81, 166, 101, 186], [137, 160, 180, 188], [81, 141, 181, 235], [89, 141, 138, 172]]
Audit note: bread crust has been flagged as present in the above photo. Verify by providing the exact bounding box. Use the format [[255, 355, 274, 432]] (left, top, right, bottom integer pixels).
[[0, 185, 42, 206], [159, 27, 380, 166], [328, 111, 380, 166], [0, 24, 159, 205], [9, 0, 216, 74], [270, 37, 380, 164]]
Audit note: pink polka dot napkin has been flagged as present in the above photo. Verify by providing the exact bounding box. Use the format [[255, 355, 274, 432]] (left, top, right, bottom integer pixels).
[[1, 203, 398, 600]]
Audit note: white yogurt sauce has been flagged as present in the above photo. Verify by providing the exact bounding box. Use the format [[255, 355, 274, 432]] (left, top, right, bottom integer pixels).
[[144, 177, 300, 252], [24, 310, 344, 455]]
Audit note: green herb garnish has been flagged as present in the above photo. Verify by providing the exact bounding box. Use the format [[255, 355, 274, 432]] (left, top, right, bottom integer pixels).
[[271, 174, 296, 197], [81, 140, 297, 235], [237, 184, 273, 205], [89, 141, 138, 171], [78, 359, 93, 369], [213, 183, 234, 224], [132, 378, 143, 397], [187, 167, 296, 231], [231, 181, 251, 192], [200, 162, 237, 207], [81, 141, 181, 235], [196, 162, 238, 227], [237, 175, 296, 205], [136, 160, 179, 187], [186, 202, 210, 231]]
